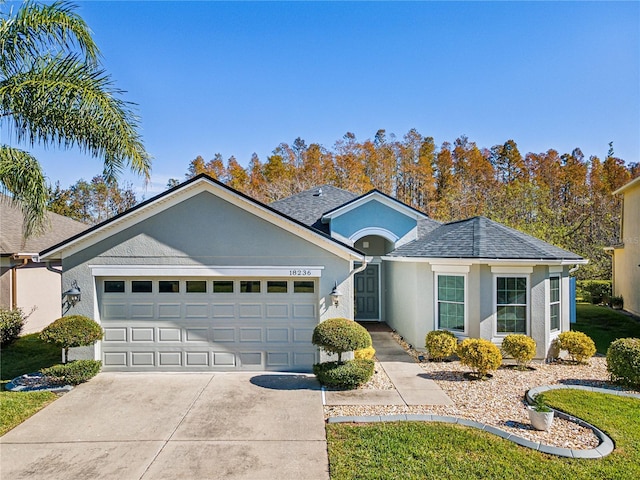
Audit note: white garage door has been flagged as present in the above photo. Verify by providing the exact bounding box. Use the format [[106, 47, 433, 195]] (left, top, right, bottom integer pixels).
[[98, 277, 318, 372]]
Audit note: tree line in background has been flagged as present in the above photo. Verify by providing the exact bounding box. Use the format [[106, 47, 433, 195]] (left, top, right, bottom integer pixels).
[[49, 129, 639, 281], [175, 130, 638, 280]]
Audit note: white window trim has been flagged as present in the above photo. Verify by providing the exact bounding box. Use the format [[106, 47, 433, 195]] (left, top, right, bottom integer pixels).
[[493, 273, 530, 338], [549, 275, 561, 332], [434, 272, 468, 335]]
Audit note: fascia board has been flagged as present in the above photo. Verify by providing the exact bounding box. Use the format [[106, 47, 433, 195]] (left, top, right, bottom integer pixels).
[[41, 177, 364, 262], [321, 191, 427, 222]]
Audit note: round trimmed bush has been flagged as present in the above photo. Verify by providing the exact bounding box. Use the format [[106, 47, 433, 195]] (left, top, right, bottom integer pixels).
[[312, 318, 371, 363], [40, 315, 104, 362], [425, 330, 457, 361], [0, 307, 26, 346], [354, 346, 376, 360], [607, 338, 640, 389], [41, 360, 102, 385], [457, 338, 502, 379], [557, 331, 596, 364], [313, 359, 374, 389], [501, 334, 536, 369]]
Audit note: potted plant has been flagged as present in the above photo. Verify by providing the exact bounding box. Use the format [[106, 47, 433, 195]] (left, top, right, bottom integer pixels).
[[527, 393, 554, 431], [610, 295, 624, 310]]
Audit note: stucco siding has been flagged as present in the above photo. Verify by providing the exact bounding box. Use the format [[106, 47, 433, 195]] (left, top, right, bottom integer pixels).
[[331, 200, 416, 242], [614, 183, 640, 316], [385, 261, 421, 347]]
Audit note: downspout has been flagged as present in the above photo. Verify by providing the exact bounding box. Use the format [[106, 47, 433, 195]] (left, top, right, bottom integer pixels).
[[10, 257, 29, 309], [348, 257, 369, 278], [568, 264, 581, 275]]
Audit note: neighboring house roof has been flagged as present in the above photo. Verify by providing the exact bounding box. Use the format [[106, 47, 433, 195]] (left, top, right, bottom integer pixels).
[[612, 176, 640, 195], [388, 216, 586, 262], [0, 196, 88, 255], [270, 185, 358, 234], [40, 175, 364, 261]]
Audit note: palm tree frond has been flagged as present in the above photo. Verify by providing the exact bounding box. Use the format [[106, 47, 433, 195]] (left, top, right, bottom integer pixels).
[[0, 0, 99, 71], [1, 54, 151, 180], [0, 145, 48, 237]]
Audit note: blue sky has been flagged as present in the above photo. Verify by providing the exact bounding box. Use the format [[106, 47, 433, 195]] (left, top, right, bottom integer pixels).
[[9, 1, 640, 196]]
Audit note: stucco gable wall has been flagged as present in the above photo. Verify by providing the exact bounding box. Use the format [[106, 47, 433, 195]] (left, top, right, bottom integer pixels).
[[61, 191, 354, 332], [330, 200, 417, 242]]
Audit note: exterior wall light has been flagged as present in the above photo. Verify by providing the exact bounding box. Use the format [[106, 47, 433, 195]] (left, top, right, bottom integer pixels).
[[62, 280, 81, 313], [330, 281, 343, 307]]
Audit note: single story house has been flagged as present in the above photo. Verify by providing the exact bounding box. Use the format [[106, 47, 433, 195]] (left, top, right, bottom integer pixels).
[[40, 174, 586, 372], [606, 176, 640, 316], [1, 197, 88, 333]]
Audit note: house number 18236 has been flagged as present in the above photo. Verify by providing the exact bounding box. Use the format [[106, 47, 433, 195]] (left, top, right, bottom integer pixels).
[[290, 269, 312, 276]]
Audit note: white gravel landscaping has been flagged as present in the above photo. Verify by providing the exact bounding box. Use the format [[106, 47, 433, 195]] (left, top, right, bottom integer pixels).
[[324, 333, 640, 450]]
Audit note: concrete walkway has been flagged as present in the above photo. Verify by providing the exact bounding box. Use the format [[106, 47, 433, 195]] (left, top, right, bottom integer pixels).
[[1, 373, 328, 480], [324, 326, 453, 406]]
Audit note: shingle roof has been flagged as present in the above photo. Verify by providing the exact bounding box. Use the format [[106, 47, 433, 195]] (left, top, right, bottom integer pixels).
[[0, 196, 88, 254], [270, 185, 358, 233], [388, 216, 584, 261]]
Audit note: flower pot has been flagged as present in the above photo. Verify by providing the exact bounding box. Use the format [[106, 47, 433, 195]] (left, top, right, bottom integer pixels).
[[528, 407, 554, 431]]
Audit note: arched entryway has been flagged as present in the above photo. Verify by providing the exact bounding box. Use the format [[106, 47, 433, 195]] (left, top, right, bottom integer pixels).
[[351, 230, 397, 322]]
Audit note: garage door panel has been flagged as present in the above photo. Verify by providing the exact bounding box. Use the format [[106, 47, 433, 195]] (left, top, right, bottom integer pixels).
[[104, 327, 127, 342], [238, 304, 262, 318], [185, 328, 209, 342], [292, 304, 315, 319], [266, 304, 289, 317], [158, 303, 181, 317], [159, 328, 181, 342], [131, 352, 155, 366], [99, 278, 318, 372], [213, 352, 236, 366], [211, 328, 235, 342], [103, 303, 127, 319], [104, 352, 128, 366], [185, 352, 209, 366], [130, 303, 154, 318], [131, 328, 154, 342], [239, 328, 263, 342], [212, 304, 235, 317]]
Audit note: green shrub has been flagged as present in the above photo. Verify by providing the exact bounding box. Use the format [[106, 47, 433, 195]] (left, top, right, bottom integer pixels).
[[354, 346, 376, 360], [0, 307, 26, 346], [557, 331, 596, 364], [40, 315, 104, 362], [501, 334, 537, 369], [457, 338, 502, 379], [425, 330, 457, 361], [313, 359, 374, 389], [312, 318, 371, 363], [576, 280, 612, 304], [40, 360, 102, 385], [607, 338, 640, 388]]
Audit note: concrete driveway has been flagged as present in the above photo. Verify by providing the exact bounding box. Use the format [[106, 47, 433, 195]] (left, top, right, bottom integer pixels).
[[0, 373, 329, 480]]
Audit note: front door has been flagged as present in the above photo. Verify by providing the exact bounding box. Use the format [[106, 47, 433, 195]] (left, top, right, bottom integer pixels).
[[354, 264, 379, 320]]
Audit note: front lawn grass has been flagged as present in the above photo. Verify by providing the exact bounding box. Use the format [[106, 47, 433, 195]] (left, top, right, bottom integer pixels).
[[0, 333, 62, 436], [326, 389, 640, 480], [573, 303, 640, 354]]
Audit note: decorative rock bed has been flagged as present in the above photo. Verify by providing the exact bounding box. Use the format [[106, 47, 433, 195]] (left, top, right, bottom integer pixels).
[[324, 333, 640, 455], [5, 372, 73, 394]]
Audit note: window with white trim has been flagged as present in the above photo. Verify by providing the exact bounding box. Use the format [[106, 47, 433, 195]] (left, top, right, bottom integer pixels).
[[549, 276, 560, 331], [437, 275, 465, 331], [496, 276, 527, 334]]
